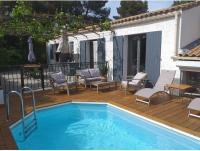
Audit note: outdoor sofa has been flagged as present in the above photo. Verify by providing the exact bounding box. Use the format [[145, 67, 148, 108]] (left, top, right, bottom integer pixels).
[[77, 68, 102, 88]]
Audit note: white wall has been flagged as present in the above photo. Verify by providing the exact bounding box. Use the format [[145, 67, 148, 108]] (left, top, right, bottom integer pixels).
[[180, 6, 200, 48], [114, 16, 180, 81], [69, 16, 179, 80], [68, 31, 114, 80], [64, 10, 200, 82]]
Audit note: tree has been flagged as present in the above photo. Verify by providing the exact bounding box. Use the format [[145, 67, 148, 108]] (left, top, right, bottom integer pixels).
[[172, 0, 193, 6], [0, 1, 111, 65], [81, 1, 110, 23], [113, 1, 148, 19]]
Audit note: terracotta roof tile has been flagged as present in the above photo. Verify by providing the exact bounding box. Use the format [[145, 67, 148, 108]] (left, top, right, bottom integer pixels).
[[180, 39, 200, 57]]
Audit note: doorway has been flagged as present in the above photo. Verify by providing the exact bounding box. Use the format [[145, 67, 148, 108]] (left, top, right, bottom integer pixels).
[[127, 34, 146, 76]]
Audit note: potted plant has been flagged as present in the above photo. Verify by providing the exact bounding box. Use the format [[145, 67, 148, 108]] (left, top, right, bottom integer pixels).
[[99, 64, 108, 82]]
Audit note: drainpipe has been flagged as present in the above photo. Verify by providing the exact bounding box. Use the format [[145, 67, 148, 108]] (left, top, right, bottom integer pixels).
[[174, 10, 182, 56]]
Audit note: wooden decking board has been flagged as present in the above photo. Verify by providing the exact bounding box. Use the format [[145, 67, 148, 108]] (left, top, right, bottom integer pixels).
[[0, 88, 200, 149], [160, 104, 187, 120], [148, 102, 179, 116]]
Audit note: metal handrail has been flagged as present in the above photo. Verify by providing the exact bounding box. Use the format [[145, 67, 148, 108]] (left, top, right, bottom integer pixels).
[[21, 86, 37, 122], [6, 86, 37, 139], [6, 91, 26, 138]]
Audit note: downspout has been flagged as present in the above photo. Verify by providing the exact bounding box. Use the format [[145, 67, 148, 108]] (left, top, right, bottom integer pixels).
[[174, 10, 182, 56]]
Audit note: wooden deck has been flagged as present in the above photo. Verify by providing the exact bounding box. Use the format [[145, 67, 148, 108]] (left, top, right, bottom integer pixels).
[[0, 87, 200, 149]]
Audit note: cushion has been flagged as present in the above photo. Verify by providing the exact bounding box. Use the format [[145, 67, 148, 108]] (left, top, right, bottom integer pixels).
[[131, 72, 147, 85], [86, 77, 101, 82], [89, 68, 100, 78], [121, 81, 128, 88], [50, 72, 66, 84], [80, 69, 91, 78]]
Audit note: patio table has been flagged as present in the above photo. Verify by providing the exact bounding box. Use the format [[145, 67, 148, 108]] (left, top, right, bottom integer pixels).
[[165, 83, 192, 102], [90, 81, 117, 93]]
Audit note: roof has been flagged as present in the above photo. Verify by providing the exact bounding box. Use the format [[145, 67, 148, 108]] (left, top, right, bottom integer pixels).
[[71, 1, 200, 35], [179, 39, 200, 57], [111, 1, 200, 27]]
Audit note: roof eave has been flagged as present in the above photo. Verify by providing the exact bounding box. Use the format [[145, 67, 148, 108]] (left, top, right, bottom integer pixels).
[[172, 56, 200, 61]]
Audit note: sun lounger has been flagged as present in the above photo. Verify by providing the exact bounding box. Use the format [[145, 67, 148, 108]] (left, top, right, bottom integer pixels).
[[188, 98, 200, 118], [121, 72, 147, 95], [135, 70, 176, 105]]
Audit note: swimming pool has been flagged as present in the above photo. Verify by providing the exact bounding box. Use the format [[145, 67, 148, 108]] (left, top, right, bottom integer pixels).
[[10, 102, 200, 150]]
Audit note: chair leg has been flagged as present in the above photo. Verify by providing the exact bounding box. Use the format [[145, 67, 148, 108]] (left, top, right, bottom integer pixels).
[[66, 86, 70, 96]]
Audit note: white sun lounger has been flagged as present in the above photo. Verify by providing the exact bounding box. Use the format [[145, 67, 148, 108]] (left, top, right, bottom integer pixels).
[[135, 70, 176, 105], [121, 72, 147, 95], [188, 98, 200, 118]]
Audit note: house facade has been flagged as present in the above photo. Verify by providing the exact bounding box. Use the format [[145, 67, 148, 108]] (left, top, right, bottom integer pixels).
[[47, 2, 200, 87]]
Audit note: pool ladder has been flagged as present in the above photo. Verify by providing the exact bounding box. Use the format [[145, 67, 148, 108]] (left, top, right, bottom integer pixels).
[[6, 86, 37, 140]]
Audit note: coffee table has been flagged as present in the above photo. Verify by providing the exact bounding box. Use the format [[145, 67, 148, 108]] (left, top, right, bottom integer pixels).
[[90, 81, 117, 93]]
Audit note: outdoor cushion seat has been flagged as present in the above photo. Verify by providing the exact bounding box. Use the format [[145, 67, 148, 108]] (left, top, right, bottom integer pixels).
[[77, 68, 102, 88], [89, 68, 101, 78], [86, 77, 102, 82], [50, 72, 66, 84], [50, 72, 77, 96], [80, 69, 91, 78]]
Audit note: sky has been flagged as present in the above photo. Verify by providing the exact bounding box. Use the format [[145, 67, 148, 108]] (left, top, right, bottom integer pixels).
[[106, 0, 174, 19]]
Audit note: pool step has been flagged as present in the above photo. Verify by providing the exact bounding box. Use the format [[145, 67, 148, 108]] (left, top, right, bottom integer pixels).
[[24, 118, 37, 138]]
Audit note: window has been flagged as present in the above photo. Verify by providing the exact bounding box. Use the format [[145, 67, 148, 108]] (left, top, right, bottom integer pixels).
[[50, 44, 54, 60], [69, 42, 74, 53], [182, 71, 200, 93]]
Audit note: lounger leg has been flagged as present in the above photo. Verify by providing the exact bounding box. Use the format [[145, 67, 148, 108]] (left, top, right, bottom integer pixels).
[[188, 110, 190, 117]]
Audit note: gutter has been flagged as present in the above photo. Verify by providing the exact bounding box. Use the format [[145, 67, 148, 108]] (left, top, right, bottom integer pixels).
[[174, 10, 182, 56], [172, 56, 200, 61], [111, 13, 175, 28]]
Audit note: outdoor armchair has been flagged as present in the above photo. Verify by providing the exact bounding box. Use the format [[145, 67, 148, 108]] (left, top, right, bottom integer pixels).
[[49, 72, 77, 96]]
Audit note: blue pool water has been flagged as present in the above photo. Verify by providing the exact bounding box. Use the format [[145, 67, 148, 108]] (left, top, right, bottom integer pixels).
[[11, 102, 200, 150]]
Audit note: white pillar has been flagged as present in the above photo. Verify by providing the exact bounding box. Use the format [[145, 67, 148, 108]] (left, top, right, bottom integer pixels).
[[136, 39, 141, 73], [0, 87, 4, 104]]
